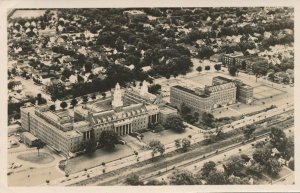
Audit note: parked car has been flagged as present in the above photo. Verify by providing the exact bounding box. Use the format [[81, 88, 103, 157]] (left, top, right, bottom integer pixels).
[[118, 140, 126, 145]]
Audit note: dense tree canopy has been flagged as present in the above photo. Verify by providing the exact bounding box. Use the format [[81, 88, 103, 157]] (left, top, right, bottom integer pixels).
[[163, 115, 185, 133], [98, 130, 119, 150], [169, 170, 200, 185]]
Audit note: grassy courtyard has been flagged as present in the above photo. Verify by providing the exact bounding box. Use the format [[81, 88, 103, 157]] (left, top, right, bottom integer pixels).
[[17, 152, 55, 164], [64, 144, 134, 174], [142, 128, 197, 145]]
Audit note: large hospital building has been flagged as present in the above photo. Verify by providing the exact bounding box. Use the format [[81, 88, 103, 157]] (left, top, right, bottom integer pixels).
[[170, 76, 253, 113], [21, 81, 177, 156]]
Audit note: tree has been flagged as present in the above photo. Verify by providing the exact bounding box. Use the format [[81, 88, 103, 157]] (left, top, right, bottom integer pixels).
[[229, 66, 237, 76], [266, 158, 281, 176], [247, 160, 264, 176], [35, 139, 45, 157], [269, 127, 288, 152], [206, 171, 228, 185], [283, 137, 294, 160], [205, 66, 210, 71], [153, 124, 164, 132], [62, 68, 72, 79], [98, 130, 119, 150], [174, 139, 181, 150], [82, 95, 89, 104], [46, 82, 66, 99], [11, 68, 17, 75], [51, 96, 57, 102], [200, 161, 217, 178], [125, 174, 143, 185], [91, 93, 96, 100], [252, 148, 272, 165], [60, 101, 68, 110], [8, 81, 16, 90], [214, 64, 221, 71], [85, 62, 93, 73], [181, 138, 191, 152], [196, 66, 202, 73], [102, 92, 106, 98], [163, 115, 185, 133], [180, 103, 191, 115], [268, 72, 275, 81], [224, 155, 245, 176], [70, 98, 78, 108], [148, 84, 161, 95], [288, 160, 294, 171], [85, 139, 97, 154], [149, 140, 165, 159], [252, 63, 268, 82], [49, 105, 56, 111], [243, 125, 256, 139], [197, 46, 214, 59], [168, 169, 198, 185], [35, 93, 47, 105], [202, 112, 214, 127], [228, 176, 249, 185]]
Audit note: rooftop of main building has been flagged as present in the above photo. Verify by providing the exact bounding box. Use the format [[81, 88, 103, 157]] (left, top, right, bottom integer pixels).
[[213, 76, 233, 83], [173, 85, 210, 98]]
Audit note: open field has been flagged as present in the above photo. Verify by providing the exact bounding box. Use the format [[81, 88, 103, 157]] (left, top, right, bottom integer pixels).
[[8, 144, 64, 186], [17, 152, 55, 164], [142, 128, 197, 145], [253, 85, 285, 100], [64, 144, 134, 174]]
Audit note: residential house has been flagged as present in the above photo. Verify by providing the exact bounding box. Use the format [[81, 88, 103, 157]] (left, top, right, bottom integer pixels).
[[11, 81, 23, 91], [286, 69, 294, 83], [210, 53, 223, 62], [34, 72, 55, 85], [69, 74, 78, 84], [274, 72, 289, 83]]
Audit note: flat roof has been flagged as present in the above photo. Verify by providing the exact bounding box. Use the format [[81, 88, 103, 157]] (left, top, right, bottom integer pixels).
[[22, 131, 38, 141], [173, 85, 210, 98], [159, 106, 177, 114], [213, 76, 233, 82], [73, 121, 89, 128], [65, 130, 81, 138], [224, 53, 243, 57], [43, 111, 60, 122]]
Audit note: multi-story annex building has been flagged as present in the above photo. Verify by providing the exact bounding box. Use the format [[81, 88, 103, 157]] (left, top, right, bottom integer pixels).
[[170, 76, 253, 113], [21, 81, 177, 156]]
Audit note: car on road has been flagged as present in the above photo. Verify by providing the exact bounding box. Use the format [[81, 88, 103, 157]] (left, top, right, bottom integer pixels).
[[118, 140, 126, 145]]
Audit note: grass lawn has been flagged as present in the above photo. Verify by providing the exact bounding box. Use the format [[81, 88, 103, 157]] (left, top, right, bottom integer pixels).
[[142, 128, 197, 145], [64, 144, 134, 174], [17, 152, 55, 164]]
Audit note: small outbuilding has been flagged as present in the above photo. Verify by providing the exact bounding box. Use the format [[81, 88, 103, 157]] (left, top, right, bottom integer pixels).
[[21, 132, 39, 147]]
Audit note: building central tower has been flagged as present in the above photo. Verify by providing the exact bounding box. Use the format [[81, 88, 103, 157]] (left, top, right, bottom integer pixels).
[[112, 83, 123, 111], [140, 80, 148, 96]]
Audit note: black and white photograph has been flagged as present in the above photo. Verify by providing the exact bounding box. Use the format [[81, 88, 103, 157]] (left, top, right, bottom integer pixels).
[[1, 0, 299, 192]]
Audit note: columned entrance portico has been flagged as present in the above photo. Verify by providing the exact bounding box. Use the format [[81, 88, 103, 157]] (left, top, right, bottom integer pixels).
[[83, 130, 92, 140], [114, 123, 132, 136], [149, 113, 159, 124]]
